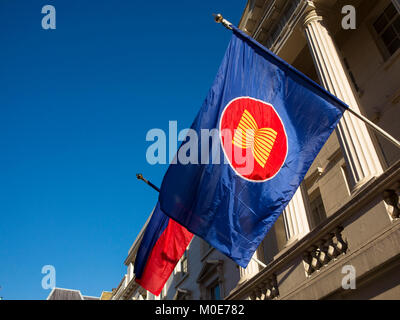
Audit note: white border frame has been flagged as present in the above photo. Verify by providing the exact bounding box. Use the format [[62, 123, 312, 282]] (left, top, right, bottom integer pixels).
[[218, 96, 288, 183]]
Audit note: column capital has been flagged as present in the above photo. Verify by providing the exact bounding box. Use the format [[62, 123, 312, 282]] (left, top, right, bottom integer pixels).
[[302, 2, 321, 27], [301, 1, 333, 29]]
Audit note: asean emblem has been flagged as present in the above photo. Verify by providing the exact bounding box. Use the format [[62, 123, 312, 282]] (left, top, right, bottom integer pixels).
[[219, 97, 288, 182]]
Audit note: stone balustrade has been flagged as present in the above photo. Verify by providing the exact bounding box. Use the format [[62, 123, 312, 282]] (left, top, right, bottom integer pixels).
[[248, 274, 279, 300], [302, 227, 348, 276]]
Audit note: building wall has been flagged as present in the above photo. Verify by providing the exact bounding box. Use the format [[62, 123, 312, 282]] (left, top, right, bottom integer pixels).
[[114, 0, 400, 301], [326, 257, 400, 299], [161, 0, 400, 300], [162, 236, 241, 300], [338, 0, 400, 167]]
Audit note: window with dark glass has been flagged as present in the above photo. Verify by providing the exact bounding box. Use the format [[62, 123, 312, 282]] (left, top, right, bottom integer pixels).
[[209, 282, 220, 300], [373, 3, 400, 57], [309, 189, 327, 228], [181, 251, 188, 276]]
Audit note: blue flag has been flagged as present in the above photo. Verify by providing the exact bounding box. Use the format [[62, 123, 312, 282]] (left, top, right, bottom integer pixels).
[[159, 26, 346, 268]]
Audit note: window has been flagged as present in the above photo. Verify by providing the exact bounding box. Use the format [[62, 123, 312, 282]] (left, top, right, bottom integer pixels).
[[373, 3, 400, 57], [174, 289, 190, 300], [180, 251, 188, 276], [174, 250, 188, 278], [309, 189, 327, 228], [197, 261, 224, 300], [209, 282, 220, 300]]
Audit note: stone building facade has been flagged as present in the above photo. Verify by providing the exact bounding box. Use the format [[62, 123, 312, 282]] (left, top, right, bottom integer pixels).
[[111, 0, 400, 300]]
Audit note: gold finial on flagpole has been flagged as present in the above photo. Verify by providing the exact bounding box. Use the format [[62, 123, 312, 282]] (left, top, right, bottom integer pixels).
[[213, 13, 233, 30], [136, 173, 160, 193]]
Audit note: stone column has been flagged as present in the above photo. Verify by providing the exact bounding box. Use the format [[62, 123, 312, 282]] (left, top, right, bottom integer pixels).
[[302, 3, 383, 189], [239, 251, 260, 283], [283, 185, 310, 243]]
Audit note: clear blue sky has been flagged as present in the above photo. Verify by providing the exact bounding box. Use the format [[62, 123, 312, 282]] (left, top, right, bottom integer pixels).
[[0, 0, 244, 300]]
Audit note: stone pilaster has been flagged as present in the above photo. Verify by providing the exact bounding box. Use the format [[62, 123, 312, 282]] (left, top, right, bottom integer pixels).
[[283, 185, 311, 243], [239, 251, 260, 283]]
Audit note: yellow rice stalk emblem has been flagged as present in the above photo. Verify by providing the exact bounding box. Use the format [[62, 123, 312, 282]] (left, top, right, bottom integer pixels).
[[232, 109, 278, 168]]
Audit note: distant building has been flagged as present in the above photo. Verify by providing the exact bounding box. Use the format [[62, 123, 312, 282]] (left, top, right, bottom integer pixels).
[[100, 291, 113, 300], [112, 0, 400, 300], [46, 288, 100, 300], [111, 213, 152, 300]]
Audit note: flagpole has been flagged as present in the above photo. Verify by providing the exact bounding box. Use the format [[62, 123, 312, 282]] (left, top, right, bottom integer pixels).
[[213, 13, 400, 150], [251, 256, 267, 269], [136, 172, 265, 269], [344, 107, 400, 149], [136, 173, 160, 192]]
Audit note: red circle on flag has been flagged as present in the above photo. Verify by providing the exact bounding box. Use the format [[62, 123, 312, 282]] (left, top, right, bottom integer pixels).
[[219, 97, 288, 182]]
